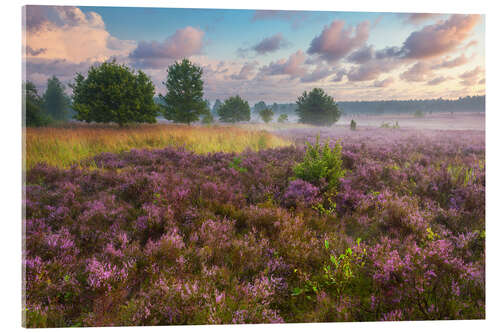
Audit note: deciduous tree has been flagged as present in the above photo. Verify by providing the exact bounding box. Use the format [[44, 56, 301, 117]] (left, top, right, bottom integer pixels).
[[71, 60, 158, 126]]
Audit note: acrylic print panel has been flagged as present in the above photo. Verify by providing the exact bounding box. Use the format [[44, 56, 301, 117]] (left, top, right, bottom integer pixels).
[[22, 3, 485, 327]]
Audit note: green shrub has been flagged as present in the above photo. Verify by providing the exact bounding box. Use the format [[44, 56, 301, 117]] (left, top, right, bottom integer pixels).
[[380, 121, 399, 129], [278, 114, 288, 123], [414, 109, 425, 118], [293, 135, 346, 191]]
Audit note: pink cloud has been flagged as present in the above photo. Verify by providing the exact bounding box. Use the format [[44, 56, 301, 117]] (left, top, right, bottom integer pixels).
[[459, 66, 483, 86], [308, 20, 370, 63], [432, 54, 469, 69], [331, 68, 347, 82], [54, 6, 104, 28], [427, 76, 448, 86], [347, 56, 403, 82], [25, 6, 137, 63], [401, 14, 481, 59], [230, 61, 258, 80], [464, 40, 478, 50], [129, 26, 205, 69], [373, 77, 394, 87], [300, 66, 334, 83], [400, 62, 433, 82], [259, 50, 307, 78], [26, 46, 47, 56], [251, 10, 309, 29], [347, 45, 374, 64], [459, 66, 482, 79], [24, 5, 50, 32], [401, 13, 441, 25]]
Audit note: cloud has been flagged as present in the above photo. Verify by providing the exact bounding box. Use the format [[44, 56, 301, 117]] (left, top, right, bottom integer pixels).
[[400, 14, 481, 59], [54, 6, 105, 28], [251, 10, 309, 29], [347, 45, 374, 64], [24, 6, 136, 63], [27, 58, 99, 78], [427, 76, 448, 86], [230, 61, 258, 80], [375, 46, 404, 59], [373, 77, 394, 87], [238, 33, 290, 57], [25, 58, 102, 92], [331, 68, 347, 82], [308, 20, 370, 63], [259, 50, 307, 78], [459, 66, 483, 86], [399, 62, 433, 82], [252, 33, 289, 55], [26, 46, 47, 56], [129, 26, 205, 69], [300, 66, 334, 83], [400, 13, 441, 25], [459, 66, 482, 79], [347, 56, 404, 82], [24, 5, 50, 32], [464, 40, 478, 50], [432, 54, 469, 69]]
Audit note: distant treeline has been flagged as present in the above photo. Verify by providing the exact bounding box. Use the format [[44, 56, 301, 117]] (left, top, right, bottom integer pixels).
[[245, 95, 485, 116], [337, 96, 485, 115]]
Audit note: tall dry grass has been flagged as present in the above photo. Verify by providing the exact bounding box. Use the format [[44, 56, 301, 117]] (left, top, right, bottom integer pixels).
[[25, 124, 291, 169]]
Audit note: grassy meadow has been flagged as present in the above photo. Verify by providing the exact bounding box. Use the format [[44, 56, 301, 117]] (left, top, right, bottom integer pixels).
[[25, 124, 292, 169]]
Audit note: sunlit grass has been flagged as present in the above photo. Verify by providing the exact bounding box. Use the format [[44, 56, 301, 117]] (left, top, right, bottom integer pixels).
[[25, 123, 292, 169]]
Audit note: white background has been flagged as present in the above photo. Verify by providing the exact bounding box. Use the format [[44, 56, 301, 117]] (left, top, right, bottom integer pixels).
[[1, 0, 498, 331]]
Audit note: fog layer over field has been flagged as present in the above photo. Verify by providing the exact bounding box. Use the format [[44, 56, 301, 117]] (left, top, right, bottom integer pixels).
[[336, 112, 485, 131]]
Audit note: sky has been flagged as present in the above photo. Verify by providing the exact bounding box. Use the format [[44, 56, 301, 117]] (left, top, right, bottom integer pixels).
[[23, 5, 485, 104]]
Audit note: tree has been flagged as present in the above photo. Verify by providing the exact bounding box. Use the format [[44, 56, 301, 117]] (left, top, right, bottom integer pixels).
[[23, 81, 51, 127], [277, 114, 288, 123], [212, 99, 223, 114], [160, 59, 206, 124], [201, 112, 214, 124], [217, 95, 251, 123], [253, 101, 267, 113], [296, 88, 341, 126], [43, 76, 71, 121], [201, 99, 213, 124], [71, 60, 157, 126], [259, 108, 274, 123]]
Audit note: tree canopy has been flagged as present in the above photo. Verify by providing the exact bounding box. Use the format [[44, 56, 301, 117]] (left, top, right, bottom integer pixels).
[[160, 59, 206, 124], [71, 60, 158, 126], [253, 101, 267, 113], [212, 99, 223, 115], [43, 76, 71, 121], [217, 95, 251, 123], [296, 88, 341, 126], [23, 81, 51, 127], [259, 108, 274, 123]]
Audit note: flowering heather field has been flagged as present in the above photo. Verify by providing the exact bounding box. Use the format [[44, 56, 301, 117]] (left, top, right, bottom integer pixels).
[[23, 127, 485, 327]]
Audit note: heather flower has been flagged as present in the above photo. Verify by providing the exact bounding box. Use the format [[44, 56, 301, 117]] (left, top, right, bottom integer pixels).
[[24, 127, 484, 326], [283, 179, 320, 207]]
